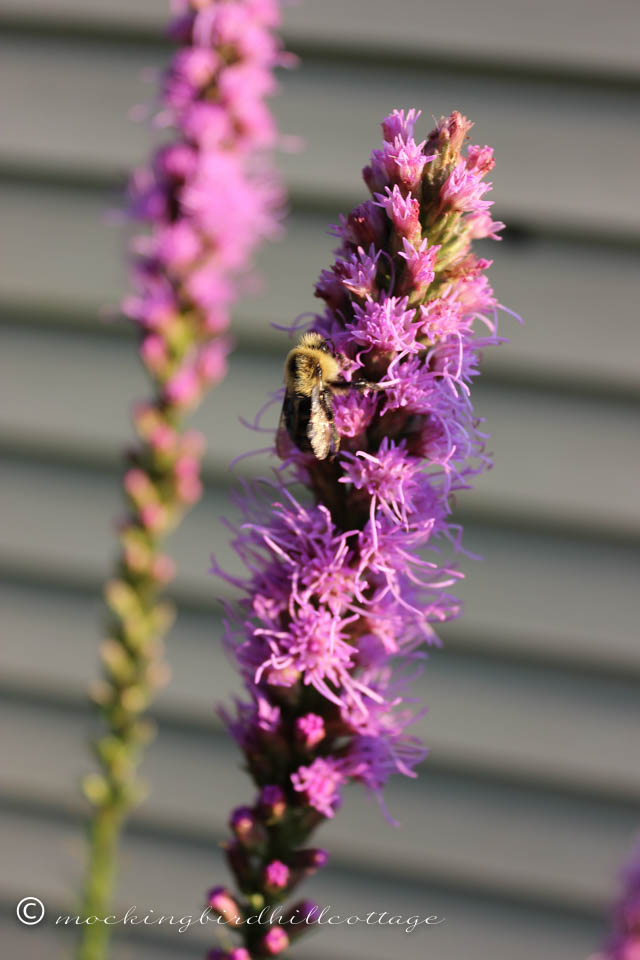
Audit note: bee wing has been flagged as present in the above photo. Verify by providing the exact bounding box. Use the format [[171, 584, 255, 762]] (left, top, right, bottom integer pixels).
[[275, 390, 295, 458], [308, 383, 334, 460]]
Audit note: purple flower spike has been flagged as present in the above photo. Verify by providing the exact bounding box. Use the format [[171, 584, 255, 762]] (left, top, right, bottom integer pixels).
[[207, 108, 514, 957]]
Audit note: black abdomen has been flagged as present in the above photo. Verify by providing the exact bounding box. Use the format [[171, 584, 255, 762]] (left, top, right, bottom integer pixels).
[[284, 392, 313, 451]]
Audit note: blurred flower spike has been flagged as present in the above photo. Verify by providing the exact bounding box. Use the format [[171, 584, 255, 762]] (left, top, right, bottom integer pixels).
[[208, 107, 513, 955], [79, 3, 290, 958], [592, 842, 640, 960]]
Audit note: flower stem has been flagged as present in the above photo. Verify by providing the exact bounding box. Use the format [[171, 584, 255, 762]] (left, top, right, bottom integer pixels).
[[77, 805, 125, 960], [75, 1, 288, 954]]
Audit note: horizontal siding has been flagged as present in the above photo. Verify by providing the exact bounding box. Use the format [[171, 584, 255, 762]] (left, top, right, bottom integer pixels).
[[3, 577, 640, 804], [0, 0, 638, 80], [2, 458, 640, 681], [0, 35, 639, 236], [3, 692, 638, 913], [1, 180, 640, 394], [0, 915, 204, 960], [2, 325, 640, 540], [0, 806, 605, 960]]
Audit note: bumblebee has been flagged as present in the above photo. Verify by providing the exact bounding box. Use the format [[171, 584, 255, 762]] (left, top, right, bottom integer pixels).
[[276, 332, 379, 460]]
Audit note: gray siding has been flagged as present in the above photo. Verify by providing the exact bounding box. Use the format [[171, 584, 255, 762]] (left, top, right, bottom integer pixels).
[[1, 2, 639, 958]]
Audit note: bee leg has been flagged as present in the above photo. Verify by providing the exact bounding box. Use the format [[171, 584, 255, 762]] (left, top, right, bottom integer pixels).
[[332, 378, 383, 392], [351, 379, 384, 392]]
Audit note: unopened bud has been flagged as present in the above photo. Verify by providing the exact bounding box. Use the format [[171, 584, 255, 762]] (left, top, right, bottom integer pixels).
[[258, 785, 286, 823], [291, 848, 329, 873], [225, 841, 253, 888], [206, 887, 242, 924], [281, 899, 319, 942], [230, 806, 267, 849], [259, 926, 289, 956], [263, 859, 290, 893], [294, 713, 325, 749], [150, 553, 176, 584]]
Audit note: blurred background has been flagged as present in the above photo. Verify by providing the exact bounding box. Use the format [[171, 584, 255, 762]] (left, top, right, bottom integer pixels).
[[1, 1, 639, 958]]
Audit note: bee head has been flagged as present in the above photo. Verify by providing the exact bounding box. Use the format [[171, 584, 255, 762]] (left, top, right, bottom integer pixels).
[[299, 331, 334, 354]]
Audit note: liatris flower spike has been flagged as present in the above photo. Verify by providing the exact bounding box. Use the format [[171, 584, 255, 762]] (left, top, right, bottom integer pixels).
[[207, 108, 512, 957], [592, 841, 640, 960], [79, 3, 289, 959]]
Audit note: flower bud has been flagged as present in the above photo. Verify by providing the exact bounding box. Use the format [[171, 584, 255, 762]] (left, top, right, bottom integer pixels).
[[281, 898, 319, 936], [139, 503, 170, 534], [206, 887, 242, 924], [123, 468, 154, 505], [132, 402, 159, 438], [197, 338, 229, 386], [258, 926, 289, 956], [337, 200, 386, 249], [120, 529, 152, 575], [229, 806, 267, 849], [104, 579, 140, 618], [257, 785, 286, 823], [263, 859, 290, 893], [290, 848, 329, 873], [155, 142, 197, 181], [164, 366, 200, 408], [225, 840, 253, 888], [150, 552, 176, 584], [140, 334, 168, 375], [294, 713, 325, 750], [149, 423, 177, 455], [425, 110, 473, 170], [174, 455, 203, 505]]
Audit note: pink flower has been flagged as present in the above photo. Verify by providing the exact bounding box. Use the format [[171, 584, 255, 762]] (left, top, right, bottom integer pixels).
[[374, 184, 421, 240], [264, 860, 290, 890], [348, 296, 421, 355], [381, 107, 422, 142], [291, 758, 346, 818], [398, 236, 440, 295], [164, 365, 200, 408], [332, 390, 378, 438], [295, 713, 326, 749], [260, 926, 289, 956], [439, 158, 493, 215], [340, 438, 424, 534], [337, 245, 380, 300]]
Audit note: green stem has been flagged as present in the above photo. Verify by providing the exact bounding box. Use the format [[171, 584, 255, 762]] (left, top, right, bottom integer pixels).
[[77, 804, 125, 960]]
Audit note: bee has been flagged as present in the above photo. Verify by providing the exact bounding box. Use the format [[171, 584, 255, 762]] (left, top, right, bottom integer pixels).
[[276, 331, 380, 460]]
